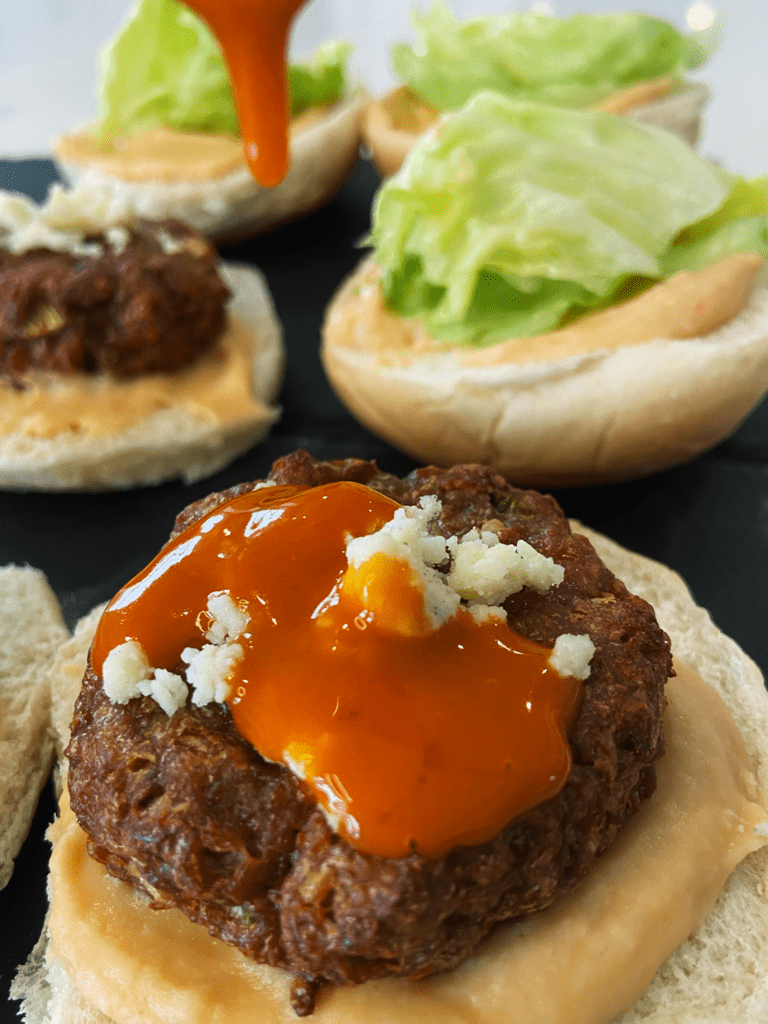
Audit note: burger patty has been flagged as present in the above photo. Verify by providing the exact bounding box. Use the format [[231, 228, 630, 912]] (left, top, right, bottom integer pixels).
[[0, 219, 229, 379], [67, 450, 672, 1015]]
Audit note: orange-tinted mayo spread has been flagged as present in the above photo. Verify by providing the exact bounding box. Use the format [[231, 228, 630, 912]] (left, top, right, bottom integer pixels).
[[92, 481, 583, 859], [181, 0, 306, 186]]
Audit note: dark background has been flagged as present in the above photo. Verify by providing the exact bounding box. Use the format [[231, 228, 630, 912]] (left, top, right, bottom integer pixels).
[[1, 156, 767, 1022]]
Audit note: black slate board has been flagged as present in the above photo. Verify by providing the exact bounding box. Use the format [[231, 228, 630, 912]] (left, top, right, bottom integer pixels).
[[1, 156, 767, 1023]]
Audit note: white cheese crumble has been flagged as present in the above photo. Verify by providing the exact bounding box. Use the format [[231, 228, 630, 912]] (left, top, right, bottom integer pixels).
[[0, 183, 137, 256], [105, 225, 130, 255], [346, 496, 565, 629], [102, 591, 250, 715], [548, 633, 596, 681], [102, 640, 188, 718], [182, 641, 245, 706], [154, 227, 187, 255], [0, 183, 219, 260], [203, 591, 250, 645]]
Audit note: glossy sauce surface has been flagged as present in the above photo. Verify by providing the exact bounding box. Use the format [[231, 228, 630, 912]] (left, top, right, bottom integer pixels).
[[181, 0, 305, 185], [92, 481, 583, 859]]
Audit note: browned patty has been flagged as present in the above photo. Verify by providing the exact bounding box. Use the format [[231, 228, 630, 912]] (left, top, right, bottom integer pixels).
[[0, 219, 229, 379], [67, 450, 672, 1015]]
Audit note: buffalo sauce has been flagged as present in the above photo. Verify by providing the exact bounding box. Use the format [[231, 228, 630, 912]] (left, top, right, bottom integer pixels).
[[180, 0, 305, 186], [91, 480, 584, 859]]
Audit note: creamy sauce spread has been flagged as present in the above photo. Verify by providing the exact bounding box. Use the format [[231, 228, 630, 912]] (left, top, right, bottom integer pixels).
[[55, 108, 330, 184], [0, 315, 264, 439], [327, 254, 764, 368], [49, 663, 768, 1024]]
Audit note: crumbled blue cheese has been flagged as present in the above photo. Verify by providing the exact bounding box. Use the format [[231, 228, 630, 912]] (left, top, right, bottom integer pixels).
[[203, 591, 250, 645], [105, 226, 130, 255], [0, 181, 205, 258], [0, 183, 135, 256], [446, 532, 564, 604], [181, 642, 245, 706], [102, 640, 188, 718], [346, 495, 565, 629], [102, 591, 250, 715], [154, 227, 187, 255], [548, 633, 596, 681]]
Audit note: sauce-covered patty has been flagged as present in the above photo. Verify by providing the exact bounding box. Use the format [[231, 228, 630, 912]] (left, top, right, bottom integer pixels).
[[0, 219, 229, 380], [66, 451, 672, 1014]]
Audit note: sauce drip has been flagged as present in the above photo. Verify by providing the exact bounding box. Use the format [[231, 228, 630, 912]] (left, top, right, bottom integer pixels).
[[180, 0, 305, 186], [92, 481, 584, 859]]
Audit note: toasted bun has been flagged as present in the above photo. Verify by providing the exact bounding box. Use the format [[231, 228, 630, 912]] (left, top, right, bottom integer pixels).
[[0, 565, 68, 890], [56, 93, 366, 244], [362, 82, 709, 179], [321, 257, 768, 487], [0, 263, 284, 491], [10, 524, 768, 1024]]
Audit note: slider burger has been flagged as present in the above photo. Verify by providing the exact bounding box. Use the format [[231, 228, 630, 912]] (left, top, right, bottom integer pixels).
[[0, 185, 283, 490], [362, 4, 712, 178], [15, 451, 768, 1023], [54, 0, 365, 243], [324, 93, 768, 486]]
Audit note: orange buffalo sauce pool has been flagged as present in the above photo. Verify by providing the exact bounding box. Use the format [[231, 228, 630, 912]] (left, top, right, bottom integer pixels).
[[181, 0, 306, 186], [91, 481, 583, 859]]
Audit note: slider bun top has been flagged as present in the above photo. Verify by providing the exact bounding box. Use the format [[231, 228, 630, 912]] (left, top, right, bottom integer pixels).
[[0, 565, 68, 890], [322, 255, 768, 487], [323, 94, 768, 486], [54, 1, 365, 242], [56, 93, 366, 246]]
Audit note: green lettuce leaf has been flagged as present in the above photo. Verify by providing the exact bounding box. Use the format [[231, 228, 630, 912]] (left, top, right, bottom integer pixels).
[[392, 3, 710, 113], [289, 40, 352, 118], [371, 94, 768, 346], [659, 176, 768, 274], [95, 0, 350, 143]]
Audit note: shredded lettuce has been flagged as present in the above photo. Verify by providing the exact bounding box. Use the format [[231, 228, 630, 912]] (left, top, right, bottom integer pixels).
[[392, 3, 710, 113], [95, 0, 350, 143], [371, 94, 768, 347]]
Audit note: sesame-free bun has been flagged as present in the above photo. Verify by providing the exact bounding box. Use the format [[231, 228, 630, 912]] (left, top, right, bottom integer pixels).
[[0, 565, 67, 890], [10, 525, 768, 1023], [362, 81, 709, 179], [321, 255, 768, 487], [0, 263, 284, 491], [55, 92, 366, 245]]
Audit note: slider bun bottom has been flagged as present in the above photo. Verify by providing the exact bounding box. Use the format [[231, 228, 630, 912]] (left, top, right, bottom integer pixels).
[[11, 529, 768, 1024], [0, 263, 284, 491], [361, 82, 709, 180], [57, 93, 366, 245], [321, 266, 768, 487]]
